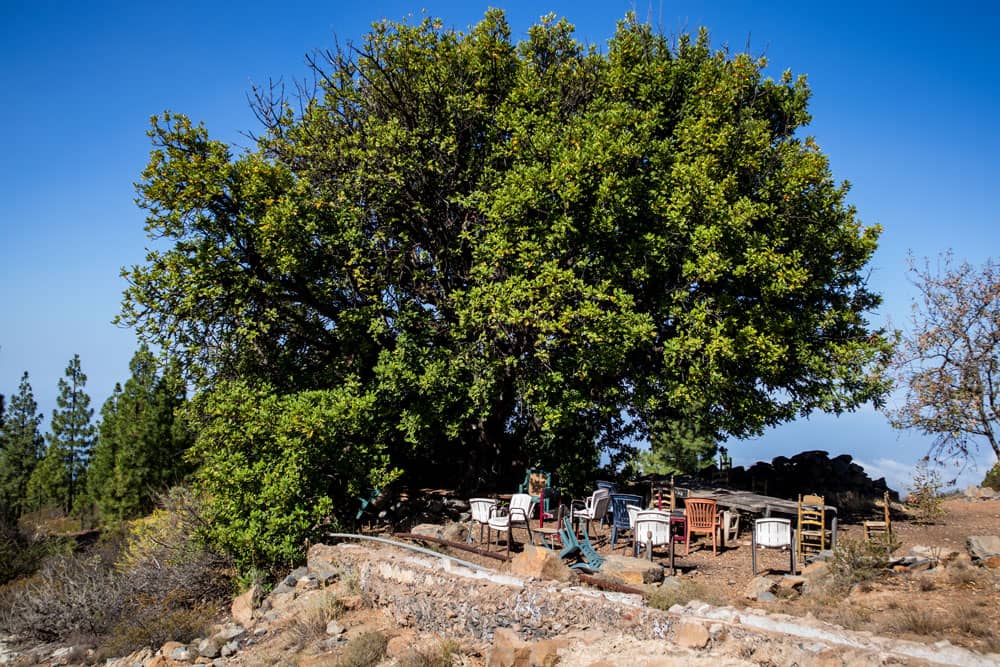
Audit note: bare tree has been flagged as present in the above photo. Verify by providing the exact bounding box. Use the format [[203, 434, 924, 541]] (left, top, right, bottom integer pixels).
[[887, 253, 999, 466]]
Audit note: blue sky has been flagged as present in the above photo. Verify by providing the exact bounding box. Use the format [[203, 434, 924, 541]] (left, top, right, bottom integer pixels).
[[2, 1, 997, 493]]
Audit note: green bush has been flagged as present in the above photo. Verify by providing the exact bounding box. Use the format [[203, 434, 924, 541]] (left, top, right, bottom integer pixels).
[[982, 462, 1000, 490], [188, 380, 401, 576], [0, 520, 69, 585]]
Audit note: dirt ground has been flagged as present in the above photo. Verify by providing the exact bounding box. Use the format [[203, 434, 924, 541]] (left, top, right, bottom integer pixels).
[[459, 496, 1000, 656], [564, 497, 1000, 652]]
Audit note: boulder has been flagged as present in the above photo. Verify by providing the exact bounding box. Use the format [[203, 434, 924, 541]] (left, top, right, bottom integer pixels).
[[744, 575, 777, 600], [530, 637, 571, 665], [966, 535, 1000, 561], [487, 627, 531, 667], [510, 545, 574, 582], [231, 584, 261, 627], [442, 522, 469, 543], [675, 621, 710, 648], [599, 554, 664, 585]]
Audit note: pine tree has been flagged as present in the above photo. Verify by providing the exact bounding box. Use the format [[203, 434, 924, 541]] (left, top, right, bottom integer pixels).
[[26, 355, 95, 514], [90, 347, 192, 522], [0, 372, 44, 521]]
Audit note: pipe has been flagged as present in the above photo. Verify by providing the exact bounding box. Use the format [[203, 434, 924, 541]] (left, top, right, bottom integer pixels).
[[393, 533, 510, 561], [324, 532, 494, 572]]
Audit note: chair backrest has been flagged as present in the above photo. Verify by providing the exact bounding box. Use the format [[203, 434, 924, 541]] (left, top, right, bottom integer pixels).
[[798, 494, 825, 525], [469, 498, 497, 523], [882, 490, 891, 525], [801, 493, 824, 507], [596, 480, 618, 494], [610, 493, 643, 529], [634, 510, 673, 547], [590, 490, 612, 518], [509, 493, 535, 520], [754, 517, 792, 548], [519, 469, 551, 496], [627, 504, 640, 528], [684, 498, 718, 530]]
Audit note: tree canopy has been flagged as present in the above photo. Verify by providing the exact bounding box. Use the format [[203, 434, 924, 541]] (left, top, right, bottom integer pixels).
[[121, 11, 890, 497], [887, 253, 999, 466]]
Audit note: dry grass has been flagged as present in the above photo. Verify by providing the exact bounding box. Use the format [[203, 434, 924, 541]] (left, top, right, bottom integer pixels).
[[645, 579, 727, 610], [276, 591, 347, 651], [337, 631, 388, 667], [397, 639, 467, 667], [886, 607, 948, 636]]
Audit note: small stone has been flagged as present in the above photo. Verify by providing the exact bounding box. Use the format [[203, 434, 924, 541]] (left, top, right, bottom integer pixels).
[[296, 575, 320, 590], [220, 641, 239, 658], [757, 591, 778, 602], [171, 645, 197, 662], [197, 638, 221, 659], [326, 621, 346, 636]]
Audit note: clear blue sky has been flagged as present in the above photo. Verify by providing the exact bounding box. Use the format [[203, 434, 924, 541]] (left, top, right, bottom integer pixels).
[[2, 1, 997, 493]]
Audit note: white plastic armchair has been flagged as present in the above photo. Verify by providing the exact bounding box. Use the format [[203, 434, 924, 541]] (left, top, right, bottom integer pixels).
[[487, 493, 536, 557], [571, 489, 611, 539], [752, 517, 796, 575], [469, 498, 498, 545]]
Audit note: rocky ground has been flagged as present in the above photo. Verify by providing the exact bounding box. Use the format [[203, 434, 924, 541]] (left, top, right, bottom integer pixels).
[[5, 494, 1000, 667]]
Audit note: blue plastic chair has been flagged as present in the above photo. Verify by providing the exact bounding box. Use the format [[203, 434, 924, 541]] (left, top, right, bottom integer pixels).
[[609, 493, 643, 552]]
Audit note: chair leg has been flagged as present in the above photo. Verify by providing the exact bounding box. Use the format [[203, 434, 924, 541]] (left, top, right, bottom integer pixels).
[[751, 531, 758, 575], [684, 525, 690, 556]]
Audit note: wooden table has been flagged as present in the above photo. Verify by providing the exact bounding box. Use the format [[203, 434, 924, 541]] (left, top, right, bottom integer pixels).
[[681, 488, 838, 547]]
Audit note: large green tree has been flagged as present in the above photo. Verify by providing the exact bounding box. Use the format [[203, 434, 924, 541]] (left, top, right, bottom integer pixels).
[[88, 347, 193, 522], [0, 372, 44, 520], [121, 12, 890, 498], [26, 355, 96, 514]]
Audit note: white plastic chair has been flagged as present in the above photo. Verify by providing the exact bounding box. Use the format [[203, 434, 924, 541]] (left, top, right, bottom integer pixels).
[[633, 509, 676, 574], [469, 498, 498, 545], [752, 517, 796, 575], [571, 488, 611, 539], [487, 493, 536, 557]]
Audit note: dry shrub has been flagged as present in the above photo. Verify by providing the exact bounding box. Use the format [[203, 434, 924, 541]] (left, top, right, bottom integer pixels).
[[397, 639, 465, 667], [337, 631, 388, 667], [888, 607, 948, 636], [917, 577, 936, 591], [952, 608, 992, 638], [280, 591, 347, 650], [99, 603, 217, 660], [645, 579, 726, 610], [829, 537, 897, 590], [0, 552, 123, 642], [946, 562, 979, 588], [0, 486, 230, 658]]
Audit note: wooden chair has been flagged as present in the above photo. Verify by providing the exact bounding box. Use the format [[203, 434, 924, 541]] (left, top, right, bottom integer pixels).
[[684, 498, 722, 555], [863, 491, 892, 541], [752, 518, 796, 575], [796, 493, 828, 563]]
